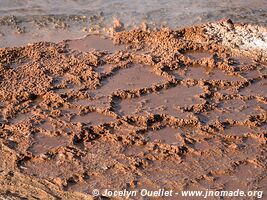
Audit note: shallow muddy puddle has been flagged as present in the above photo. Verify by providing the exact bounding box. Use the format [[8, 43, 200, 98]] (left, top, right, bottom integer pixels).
[[60, 107, 80, 115], [117, 84, 205, 117], [38, 120, 55, 132], [71, 112, 114, 125], [95, 64, 166, 96], [9, 112, 34, 124], [204, 98, 265, 123], [82, 64, 168, 106], [123, 145, 147, 156], [58, 107, 80, 122], [216, 163, 262, 191], [184, 65, 244, 82], [218, 87, 239, 95], [30, 96, 44, 107], [239, 69, 262, 80], [52, 76, 64, 86], [255, 99, 267, 111], [72, 96, 110, 109], [22, 157, 83, 180], [231, 55, 254, 66], [66, 34, 126, 52], [240, 79, 267, 98], [141, 159, 192, 187], [146, 127, 184, 145], [170, 68, 186, 81], [65, 182, 91, 194], [223, 125, 258, 136], [184, 50, 212, 60], [193, 139, 215, 152], [95, 63, 114, 74], [30, 133, 69, 155]]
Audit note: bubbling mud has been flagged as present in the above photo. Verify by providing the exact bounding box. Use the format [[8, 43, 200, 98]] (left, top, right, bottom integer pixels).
[[0, 21, 266, 199]]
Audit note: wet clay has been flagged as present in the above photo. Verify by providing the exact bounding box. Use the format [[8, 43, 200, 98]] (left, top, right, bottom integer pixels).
[[66, 34, 126, 52], [0, 20, 266, 200], [184, 51, 212, 60], [71, 112, 115, 125], [30, 132, 69, 156], [146, 126, 184, 145], [117, 84, 205, 117]]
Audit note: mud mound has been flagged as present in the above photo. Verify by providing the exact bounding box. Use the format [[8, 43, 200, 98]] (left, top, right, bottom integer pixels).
[[0, 20, 266, 199]]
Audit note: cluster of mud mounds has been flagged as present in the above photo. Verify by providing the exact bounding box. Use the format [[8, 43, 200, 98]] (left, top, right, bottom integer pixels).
[[0, 20, 266, 199]]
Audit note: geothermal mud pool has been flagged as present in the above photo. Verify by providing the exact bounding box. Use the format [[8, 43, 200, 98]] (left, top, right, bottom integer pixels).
[[0, 20, 266, 199]]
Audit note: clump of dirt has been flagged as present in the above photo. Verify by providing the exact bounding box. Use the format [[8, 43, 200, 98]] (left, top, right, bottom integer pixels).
[[0, 20, 266, 199]]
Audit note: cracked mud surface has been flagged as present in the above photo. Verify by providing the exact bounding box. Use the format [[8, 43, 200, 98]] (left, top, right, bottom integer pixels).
[[0, 20, 266, 199]]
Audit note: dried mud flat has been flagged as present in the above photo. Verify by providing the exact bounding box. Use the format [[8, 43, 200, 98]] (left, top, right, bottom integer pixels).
[[0, 20, 266, 200]]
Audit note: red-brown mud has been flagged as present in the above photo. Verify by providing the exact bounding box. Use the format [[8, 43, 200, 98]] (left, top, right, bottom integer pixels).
[[0, 20, 266, 199]]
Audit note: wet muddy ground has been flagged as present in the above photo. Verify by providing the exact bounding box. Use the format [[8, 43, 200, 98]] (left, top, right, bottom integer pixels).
[[1, 0, 267, 47], [0, 20, 266, 199]]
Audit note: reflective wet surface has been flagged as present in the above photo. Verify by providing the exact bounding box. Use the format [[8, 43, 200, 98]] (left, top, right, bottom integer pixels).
[[1, 0, 267, 47]]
